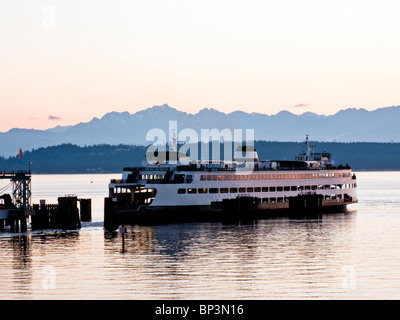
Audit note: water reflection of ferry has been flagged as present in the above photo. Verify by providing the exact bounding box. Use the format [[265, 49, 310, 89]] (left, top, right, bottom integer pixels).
[[106, 136, 357, 223]]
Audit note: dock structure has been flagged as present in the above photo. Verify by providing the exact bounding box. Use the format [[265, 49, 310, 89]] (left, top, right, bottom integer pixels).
[[0, 170, 33, 232], [31, 196, 83, 230], [1, 170, 92, 232]]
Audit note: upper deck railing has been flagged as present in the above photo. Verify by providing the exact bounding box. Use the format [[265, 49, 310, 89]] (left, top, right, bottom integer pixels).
[[122, 164, 352, 173]]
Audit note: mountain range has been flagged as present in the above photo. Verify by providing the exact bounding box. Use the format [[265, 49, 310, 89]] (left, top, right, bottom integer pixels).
[[1, 104, 399, 157]]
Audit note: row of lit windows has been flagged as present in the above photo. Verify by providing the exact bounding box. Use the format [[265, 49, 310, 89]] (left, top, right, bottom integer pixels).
[[140, 174, 165, 180], [177, 183, 356, 194], [199, 172, 350, 181]]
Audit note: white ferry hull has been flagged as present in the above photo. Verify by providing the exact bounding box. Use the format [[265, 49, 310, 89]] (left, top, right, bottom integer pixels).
[[107, 169, 357, 224]]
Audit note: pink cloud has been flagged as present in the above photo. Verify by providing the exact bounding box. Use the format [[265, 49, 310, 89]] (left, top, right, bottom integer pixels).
[[48, 115, 62, 120], [294, 103, 310, 108]]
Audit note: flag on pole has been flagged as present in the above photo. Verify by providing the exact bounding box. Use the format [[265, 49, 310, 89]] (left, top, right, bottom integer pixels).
[[18, 149, 22, 159]]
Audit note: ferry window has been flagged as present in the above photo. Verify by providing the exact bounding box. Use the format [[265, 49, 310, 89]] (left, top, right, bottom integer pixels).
[[291, 186, 297, 191], [218, 175, 222, 181], [174, 174, 185, 183], [212, 175, 217, 181], [277, 197, 283, 202], [222, 175, 227, 181], [270, 197, 276, 203], [252, 174, 256, 180], [209, 188, 218, 193], [239, 187, 246, 193], [305, 185, 310, 190], [230, 188, 238, 193], [312, 185, 317, 190], [198, 188, 207, 194], [200, 175, 206, 181], [284, 186, 290, 191], [324, 185, 330, 189], [188, 188, 197, 194], [263, 174, 267, 179], [177, 188, 186, 194], [220, 188, 228, 193], [207, 175, 212, 181], [262, 198, 268, 203], [254, 187, 261, 192], [262, 187, 268, 192], [277, 186, 283, 192], [227, 175, 232, 180], [298, 186, 303, 191], [270, 186, 276, 192], [186, 175, 193, 183], [247, 187, 253, 192]]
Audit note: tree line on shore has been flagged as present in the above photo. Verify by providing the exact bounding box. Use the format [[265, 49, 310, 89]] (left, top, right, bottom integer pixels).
[[0, 141, 399, 173]]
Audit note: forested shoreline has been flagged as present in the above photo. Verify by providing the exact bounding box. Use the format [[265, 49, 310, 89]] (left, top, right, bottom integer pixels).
[[1, 141, 399, 173]]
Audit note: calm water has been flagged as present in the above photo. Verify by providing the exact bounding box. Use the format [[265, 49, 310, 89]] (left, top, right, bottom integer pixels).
[[1, 172, 400, 299]]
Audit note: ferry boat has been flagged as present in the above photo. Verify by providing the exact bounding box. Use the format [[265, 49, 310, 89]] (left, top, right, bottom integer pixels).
[[105, 136, 357, 223]]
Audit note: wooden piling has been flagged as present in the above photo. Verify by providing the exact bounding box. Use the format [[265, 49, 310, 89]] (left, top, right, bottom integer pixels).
[[79, 198, 92, 222], [20, 218, 27, 232], [58, 196, 81, 230], [104, 197, 119, 231]]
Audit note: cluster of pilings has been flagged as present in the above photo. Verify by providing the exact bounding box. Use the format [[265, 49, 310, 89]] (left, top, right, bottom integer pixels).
[[0, 213, 29, 232], [222, 196, 258, 224], [0, 194, 30, 232], [288, 193, 323, 218], [31, 197, 91, 230]]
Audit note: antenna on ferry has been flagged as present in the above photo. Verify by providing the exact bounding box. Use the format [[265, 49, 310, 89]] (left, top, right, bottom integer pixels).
[[305, 134, 311, 160]]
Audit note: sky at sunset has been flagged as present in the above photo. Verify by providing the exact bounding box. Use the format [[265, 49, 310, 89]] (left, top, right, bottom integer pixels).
[[1, 0, 400, 132]]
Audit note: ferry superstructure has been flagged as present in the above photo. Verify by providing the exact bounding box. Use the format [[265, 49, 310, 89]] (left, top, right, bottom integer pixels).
[[107, 137, 357, 222]]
